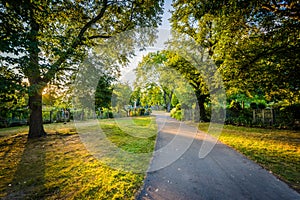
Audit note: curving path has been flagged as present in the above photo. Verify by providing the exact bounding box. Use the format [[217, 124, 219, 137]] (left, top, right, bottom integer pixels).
[[137, 112, 300, 200]]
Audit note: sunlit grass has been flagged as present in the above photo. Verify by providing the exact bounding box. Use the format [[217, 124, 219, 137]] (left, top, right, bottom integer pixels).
[[198, 123, 300, 192], [0, 122, 76, 137], [0, 116, 157, 199]]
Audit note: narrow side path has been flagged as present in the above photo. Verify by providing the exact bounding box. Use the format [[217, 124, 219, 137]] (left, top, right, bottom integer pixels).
[[137, 113, 300, 200]]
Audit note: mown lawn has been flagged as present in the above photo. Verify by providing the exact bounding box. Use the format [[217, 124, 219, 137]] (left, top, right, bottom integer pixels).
[[0, 116, 157, 199], [198, 123, 300, 192]]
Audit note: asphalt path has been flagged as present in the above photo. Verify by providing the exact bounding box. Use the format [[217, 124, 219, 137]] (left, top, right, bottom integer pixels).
[[137, 113, 300, 200]]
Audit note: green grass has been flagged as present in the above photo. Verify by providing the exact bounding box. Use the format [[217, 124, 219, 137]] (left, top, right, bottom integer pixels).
[[198, 123, 300, 192], [0, 116, 157, 199]]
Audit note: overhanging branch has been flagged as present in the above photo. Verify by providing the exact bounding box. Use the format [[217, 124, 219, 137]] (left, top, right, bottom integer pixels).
[[43, 0, 109, 83], [262, 3, 300, 21], [88, 35, 111, 39]]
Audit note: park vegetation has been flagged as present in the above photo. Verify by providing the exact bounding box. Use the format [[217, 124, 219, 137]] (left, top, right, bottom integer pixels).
[[0, 0, 164, 138], [135, 0, 300, 128]]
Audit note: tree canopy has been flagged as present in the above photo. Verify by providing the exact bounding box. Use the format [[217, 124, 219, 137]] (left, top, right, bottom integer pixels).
[[0, 0, 164, 137], [171, 0, 300, 104]]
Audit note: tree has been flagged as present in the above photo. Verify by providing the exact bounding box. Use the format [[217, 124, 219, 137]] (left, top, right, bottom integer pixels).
[[0, 0, 164, 138], [140, 83, 164, 107], [160, 51, 211, 121], [111, 82, 133, 112], [171, 0, 300, 104], [135, 52, 180, 112], [95, 75, 114, 110], [136, 50, 211, 121], [0, 66, 28, 121]]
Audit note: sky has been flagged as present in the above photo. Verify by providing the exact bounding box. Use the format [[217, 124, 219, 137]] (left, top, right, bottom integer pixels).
[[118, 0, 173, 87]]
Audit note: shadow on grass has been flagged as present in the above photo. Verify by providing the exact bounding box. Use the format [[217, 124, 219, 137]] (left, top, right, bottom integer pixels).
[[4, 136, 47, 200]]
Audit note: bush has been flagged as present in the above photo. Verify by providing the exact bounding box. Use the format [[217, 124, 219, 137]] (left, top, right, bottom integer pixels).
[[226, 109, 252, 126], [103, 111, 114, 119], [103, 110, 113, 118], [174, 110, 182, 121], [170, 104, 183, 121], [170, 108, 177, 118], [274, 104, 300, 129]]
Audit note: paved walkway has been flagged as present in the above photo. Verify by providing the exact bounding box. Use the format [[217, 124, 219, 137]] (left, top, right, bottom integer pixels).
[[137, 113, 300, 200]]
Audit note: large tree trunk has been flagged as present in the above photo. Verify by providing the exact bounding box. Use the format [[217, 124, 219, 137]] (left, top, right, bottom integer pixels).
[[28, 89, 46, 138], [195, 91, 209, 122], [199, 100, 207, 122], [26, 12, 46, 138]]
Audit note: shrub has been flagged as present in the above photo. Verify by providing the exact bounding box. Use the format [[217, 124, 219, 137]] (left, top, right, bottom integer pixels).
[[170, 108, 177, 118], [170, 104, 183, 121], [274, 104, 300, 129], [176, 103, 181, 110], [174, 110, 182, 121], [103, 110, 113, 118]]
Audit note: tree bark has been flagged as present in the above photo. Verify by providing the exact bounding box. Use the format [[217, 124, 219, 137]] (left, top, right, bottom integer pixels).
[[199, 100, 207, 122], [195, 90, 209, 122], [28, 89, 46, 138]]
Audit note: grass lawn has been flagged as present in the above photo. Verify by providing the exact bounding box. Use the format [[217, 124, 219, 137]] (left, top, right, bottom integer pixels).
[[198, 123, 300, 192], [0, 116, 157, 199]]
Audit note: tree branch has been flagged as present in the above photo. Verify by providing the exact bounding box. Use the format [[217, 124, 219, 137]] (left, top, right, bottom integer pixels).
[[262, 3, 300, 21], [88, 35, 112, 39], [43, 0, 109, 83]]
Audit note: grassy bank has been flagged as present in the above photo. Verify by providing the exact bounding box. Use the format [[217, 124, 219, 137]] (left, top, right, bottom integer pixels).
[[0, 116, 157, 199], [198, 123, 300, 192]]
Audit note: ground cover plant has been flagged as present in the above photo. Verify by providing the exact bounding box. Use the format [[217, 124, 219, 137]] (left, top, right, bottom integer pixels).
[[0, 116, 157, 199], [197, 123, 300, 192]]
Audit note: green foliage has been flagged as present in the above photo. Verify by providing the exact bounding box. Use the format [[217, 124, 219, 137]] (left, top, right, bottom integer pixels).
[[0, 68, 28, 121], [111, 83, 133, 112], [135, 52, 186, 112], [103, 109, 114, 119], [274, 104, 300, 129], [137, 84, 164, 107], [226, 109, 253, 126], [171, 0, 300, 104], [171, 93, 179, 107], [170, 104, 183, 121], [229, 100, 242, 111], [95, 75, 114, 110], [0, 0, 164, 136], [135, 50, 211, 120]]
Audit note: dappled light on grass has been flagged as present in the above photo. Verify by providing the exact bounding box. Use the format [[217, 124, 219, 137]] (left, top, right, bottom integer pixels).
[[76, 116, 157, 173], [0, 117, 157, 199], [198, 123, 300, 192]]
